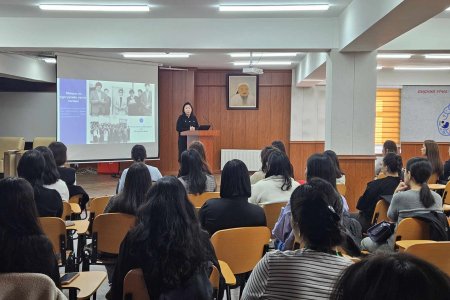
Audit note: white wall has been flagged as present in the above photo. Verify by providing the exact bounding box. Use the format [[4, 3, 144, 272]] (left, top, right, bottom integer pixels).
[[0, 92, 56, 140]]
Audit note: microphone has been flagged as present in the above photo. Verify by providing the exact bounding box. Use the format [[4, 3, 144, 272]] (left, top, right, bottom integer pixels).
[[203, 114, 213, 130]]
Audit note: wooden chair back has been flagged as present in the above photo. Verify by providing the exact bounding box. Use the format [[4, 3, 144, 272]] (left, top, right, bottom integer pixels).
[[88, 196, 111, 231], [211, 227, 271, 275], [336, 184, 346, 196], [209, 265, 220, 290], [376, 173, 386, 180], [442, 181, 450, 205], [428, 173, 438, 184], [39, 217, 67, 264], [188, 192, 220, 208], [123, 268, 150, 300], [405, 242, 450, 277], [62, 201, 72, 220], [394, 218, 430, 242], [261, 201, 287, 232], [371, 200, 389, 225], [92, 213, 136, 254], [69, 193, 84, 204]]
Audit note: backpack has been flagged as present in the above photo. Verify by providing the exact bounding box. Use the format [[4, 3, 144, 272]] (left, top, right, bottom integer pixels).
[[411, 211, 450, 241]]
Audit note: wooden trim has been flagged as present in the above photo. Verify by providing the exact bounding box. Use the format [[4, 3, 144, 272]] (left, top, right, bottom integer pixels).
[[290, 141, 325, 144], [338, 155, 377, 160]]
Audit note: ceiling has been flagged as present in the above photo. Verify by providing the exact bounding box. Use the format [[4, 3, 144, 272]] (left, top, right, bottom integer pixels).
[[0, 0, 353, 18]]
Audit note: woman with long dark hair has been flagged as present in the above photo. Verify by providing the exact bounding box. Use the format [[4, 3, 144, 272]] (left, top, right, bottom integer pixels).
[[188, 141, 212, 175], [361, 157, 443, 253], [422, 140, 444, 182], [249, 150, 299, 205], [35, 146, 69, 201], [324, 150, 346, 184], [354, 153, 403, 232], [0, 177, 62, 289], [17, 150, 62, 217], [242, 178, 353, 300], [110, 176, 217, 299], [176, 102, 199, 161], [250, 146, 278, 185], [178, 149, 216, 194]]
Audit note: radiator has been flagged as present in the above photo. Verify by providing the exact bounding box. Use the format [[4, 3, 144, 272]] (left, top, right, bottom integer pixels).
[[220, 149, 261, 171]]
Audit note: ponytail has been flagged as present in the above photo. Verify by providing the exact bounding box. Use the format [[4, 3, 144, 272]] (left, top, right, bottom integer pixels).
[[420, 183, 434, 208]]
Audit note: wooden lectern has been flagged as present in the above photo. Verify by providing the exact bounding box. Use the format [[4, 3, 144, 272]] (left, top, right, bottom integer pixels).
[[181, 130, 220, 172]]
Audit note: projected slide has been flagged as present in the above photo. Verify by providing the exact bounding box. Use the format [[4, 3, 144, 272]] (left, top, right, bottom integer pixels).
[[58, 78, 156, 146]]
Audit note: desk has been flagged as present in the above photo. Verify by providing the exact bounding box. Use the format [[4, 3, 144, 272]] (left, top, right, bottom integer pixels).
[[219, 260, 236, 285], [428, 184, 446, 191], [70, 203, 82, 215], [62, 271, 106, 300], [395, 240, 436, 252]]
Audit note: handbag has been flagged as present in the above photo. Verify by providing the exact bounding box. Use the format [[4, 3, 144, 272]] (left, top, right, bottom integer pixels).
[[367, 221, 395, 243]]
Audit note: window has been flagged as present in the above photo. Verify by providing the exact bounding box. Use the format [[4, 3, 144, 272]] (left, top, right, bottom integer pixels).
[[375, 88, 401, 153]]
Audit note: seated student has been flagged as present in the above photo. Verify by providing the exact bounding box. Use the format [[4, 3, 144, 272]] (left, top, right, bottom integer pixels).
[[241, 178, 353, 300], [273, 154, 361, 253], [444, 146, 450, 181], [324, 150, 346, 184], [375, 140, 398, 176], [110, 176, 218, 300], [330, 253, 450, 300], [188, 141, 213, 175], [249, 150, 299, 205], [0, 177, 61, 288], [117, 144, 162, 193], [422, 139, 444, 182], [17, 150, 62, 217], [361, 158, 443, 253], [250, 146, 277, 185], [48, 141, 89, 208], [199, 159, 266, 236], [35, 146, 69, 201], [271, 140, 287, 155], [103, 162, 153, 283], [354, 153, 402, 232], [178, 149, 216, 194]]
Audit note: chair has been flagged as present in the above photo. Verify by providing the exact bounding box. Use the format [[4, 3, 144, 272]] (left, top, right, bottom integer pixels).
[[428, 173, 438, 184], [123, 269, 150, 300], [211, 226, 271, 299], [83, 213, 136, 271], [32, 137, 56, 148], [405, 242, 450, 277], [62, 201, 72, 220], [371, 199, 390, 225], [441, 181, 450, 214], [88, 196, 112, 232], [336, 183, 346, 196], [0, 273, 66, 300], [39, 217, 74, 271], [376, 173, 386, 180], [394, 218, 430, 250], [188, 192, 220, 208], [261, 201, 287, 232], [0, 136, 25, 175]]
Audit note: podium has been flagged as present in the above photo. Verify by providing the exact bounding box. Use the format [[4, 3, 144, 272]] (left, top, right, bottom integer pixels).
[[181, 130, 220, 172]]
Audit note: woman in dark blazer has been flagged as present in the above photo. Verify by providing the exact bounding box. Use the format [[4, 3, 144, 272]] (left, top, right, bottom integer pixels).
[[176, 102, 199, 161]]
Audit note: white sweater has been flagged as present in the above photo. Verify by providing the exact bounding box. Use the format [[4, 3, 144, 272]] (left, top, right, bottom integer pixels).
[[249, 175, 300, 205]]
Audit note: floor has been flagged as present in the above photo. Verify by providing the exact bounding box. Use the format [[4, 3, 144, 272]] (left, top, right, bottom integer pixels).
[[70, 172, 235, 300]]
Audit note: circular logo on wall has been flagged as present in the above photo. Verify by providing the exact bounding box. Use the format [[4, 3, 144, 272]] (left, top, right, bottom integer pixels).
[[437, 104, 450, 136]]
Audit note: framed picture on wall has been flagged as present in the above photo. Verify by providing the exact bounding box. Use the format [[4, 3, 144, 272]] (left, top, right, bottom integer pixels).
[[227, 74, 259, 110]]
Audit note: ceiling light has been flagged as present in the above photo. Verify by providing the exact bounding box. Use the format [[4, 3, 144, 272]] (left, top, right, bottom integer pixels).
[[446, 7, 450, 11], [39, 4, 150, 12], [376, 66, 383, 70], [219, 4, 329, 12], [377, 54, 411, 59], [424, 54, 450, 59], [233, 61, 292, 66], [123, 53, 190, 58], [229, 52, 298, 58], [42, 57, 56, 64], [394, 66, 450, 71]]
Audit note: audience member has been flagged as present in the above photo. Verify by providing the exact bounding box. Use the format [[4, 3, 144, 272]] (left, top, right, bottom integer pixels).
[[422, 139, 444, 182], [330, 253, 450, 300], [178, 149, 216, 194], [444, 146, 450, 181], [375, 140, 398, 176], [354, 153, 403, 232], [242, 178, 353, 300], [35, 146, 69, 201], [199, 159, 266, 236], [117, 144, 162, 193], [361, 158, 443, 253], [49, 141, 90, 208], [250, 146, 278, 185], [110, 176, 217, 300], [0, 177, 61, 288], [17, 150, 62, 217], [249, 150, 299, 205], [324, 150, 346, 184], [188, 141, 212, 175], [271, 140, 286, 155]]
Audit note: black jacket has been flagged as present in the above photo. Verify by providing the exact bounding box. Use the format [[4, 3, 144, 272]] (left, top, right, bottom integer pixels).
[[176, 114, 199, 135], [34, 185, 63, 217], [198, 197, 267, 236], [411, 211, 449, 241], [357, 176, 400, 219]]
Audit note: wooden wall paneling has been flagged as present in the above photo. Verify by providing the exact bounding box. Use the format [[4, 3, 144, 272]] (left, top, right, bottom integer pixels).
[[289, 142, 325, 180]]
